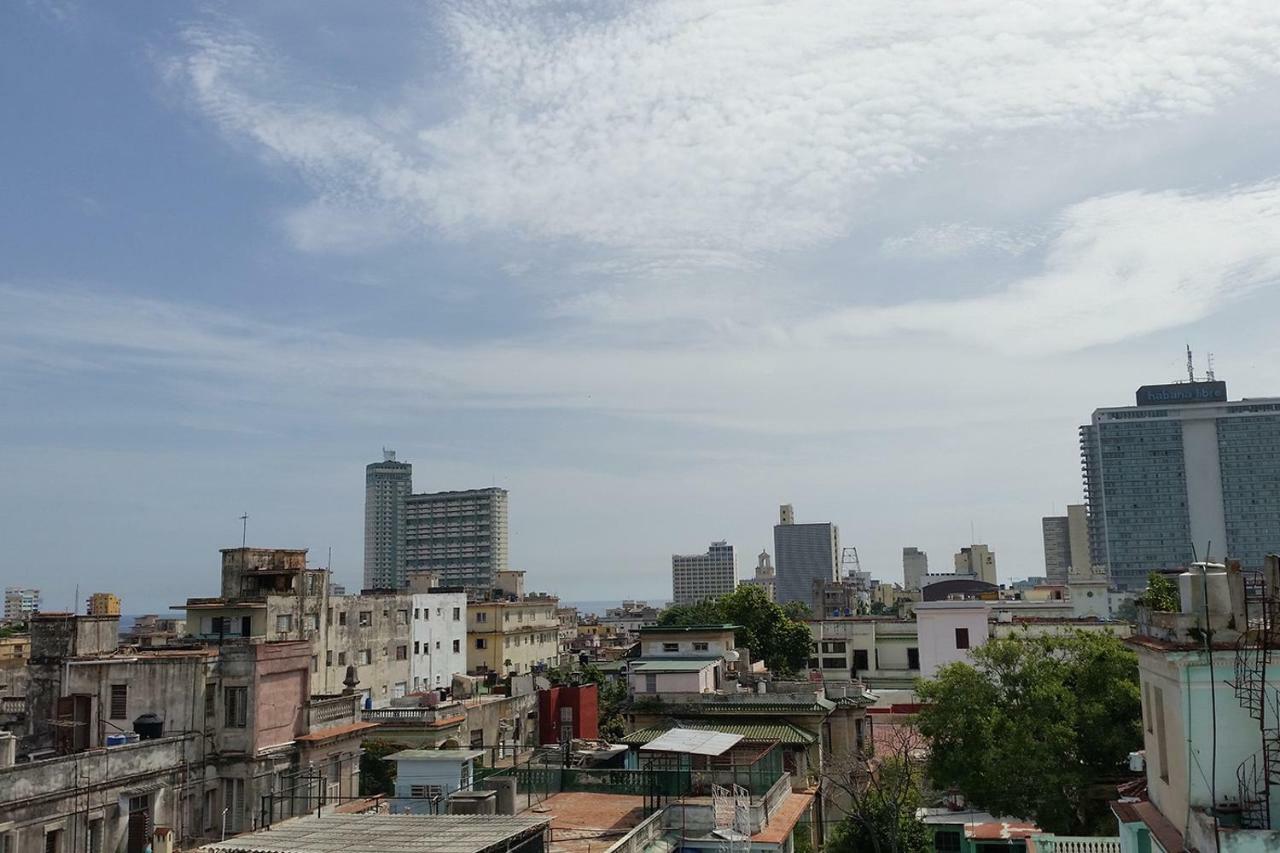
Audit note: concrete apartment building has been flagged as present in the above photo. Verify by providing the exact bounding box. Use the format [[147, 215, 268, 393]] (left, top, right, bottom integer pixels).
[[404, 487, 509, 589], [466, 571, 559, 675], [6, 611, 372, 849], [185, 548, 467, 708], [953, 544, 998, 585], [363, 450, 412, 590], [671, 539, 737, 604], [902, 546, 928, 590], [3, 587, 40, 623], [773, 504, 840, 605], [1081, 376, 1280, 590]]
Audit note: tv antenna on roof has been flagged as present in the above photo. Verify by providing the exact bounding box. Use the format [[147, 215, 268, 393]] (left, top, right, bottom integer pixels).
[[1186, 345, 1196, 382], [1207, 352, 1216, 382]]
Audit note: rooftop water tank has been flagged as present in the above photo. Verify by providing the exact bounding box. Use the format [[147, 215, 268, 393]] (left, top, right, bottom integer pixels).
[[134, 712, 164, 740], [1179, 563, 1231, 618]]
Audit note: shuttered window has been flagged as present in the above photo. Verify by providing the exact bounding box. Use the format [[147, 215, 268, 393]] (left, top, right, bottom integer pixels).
[[109, 684, 127, 720]]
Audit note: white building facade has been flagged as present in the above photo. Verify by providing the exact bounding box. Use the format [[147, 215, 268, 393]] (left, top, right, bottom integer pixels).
[[671, 540, 737, 604], [409, 589, 468, 692]]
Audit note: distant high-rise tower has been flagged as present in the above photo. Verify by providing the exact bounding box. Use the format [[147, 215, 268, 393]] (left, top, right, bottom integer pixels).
[[404, 487, 509, 589], [1042, 504, 1092, 583], [364, 450, 412, 589], [671, 541, 737, 604], [954, 544, 997, 586], [1041, 517, 1071, 583], [773, 504, 839, 605], [902, 547, 928, 590], [1081, 375, 1280, 590]]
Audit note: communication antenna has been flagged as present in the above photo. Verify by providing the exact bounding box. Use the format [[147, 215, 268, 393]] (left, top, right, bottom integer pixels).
[[1186, 345, 1195, 382], [1206, 352, 1216, 382], [239, 513, 249, 549], [383, 448, 396, 462]]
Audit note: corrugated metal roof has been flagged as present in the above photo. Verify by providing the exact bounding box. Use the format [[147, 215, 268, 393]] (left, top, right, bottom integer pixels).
[[199, 814, 549, 853], [640, 728, 743, 755], [621, 720, 817, 746]]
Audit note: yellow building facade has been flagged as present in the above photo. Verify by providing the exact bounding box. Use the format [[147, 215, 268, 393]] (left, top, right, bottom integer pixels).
[[466, 595, 560, 676]]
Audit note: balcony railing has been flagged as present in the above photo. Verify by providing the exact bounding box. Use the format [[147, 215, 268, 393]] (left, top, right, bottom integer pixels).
[[305, 694, 361, 730], [0, 696, 25, 715], [1031, 836, 1121, 853]]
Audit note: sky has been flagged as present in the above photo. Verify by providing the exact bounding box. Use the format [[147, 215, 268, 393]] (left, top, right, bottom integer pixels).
[[4, 0, 1280, 613]]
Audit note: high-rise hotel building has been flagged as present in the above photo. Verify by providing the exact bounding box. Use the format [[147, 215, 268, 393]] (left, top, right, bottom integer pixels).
[[363, 451, 413, 589], [671, 541, 737, 604], [1080, 379, 1280, 590], [404, 487, 509, 589]]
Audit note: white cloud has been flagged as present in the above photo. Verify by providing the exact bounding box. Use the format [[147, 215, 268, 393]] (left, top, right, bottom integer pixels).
[[881, 224, 1042, 260], [812, 179, 1280, 353], [171, 1, 1280, 264]]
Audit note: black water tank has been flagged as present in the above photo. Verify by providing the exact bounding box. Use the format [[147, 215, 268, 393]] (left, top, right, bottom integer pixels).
[[133, 713, 164, 740]]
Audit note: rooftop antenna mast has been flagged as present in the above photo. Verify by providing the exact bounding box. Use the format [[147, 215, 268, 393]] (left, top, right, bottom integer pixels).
[[1207, 352, 1216, 382], [1186, 345, 1196, 382], [240, 513, 248, 549]]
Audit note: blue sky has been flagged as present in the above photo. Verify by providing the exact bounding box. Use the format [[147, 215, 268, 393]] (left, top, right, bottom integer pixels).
[[4, 0, 1280, 613]]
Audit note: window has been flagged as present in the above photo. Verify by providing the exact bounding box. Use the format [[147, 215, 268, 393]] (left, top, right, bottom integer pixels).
[[308, 613, 320, 631], [907, 647, 920, 670], [934, 830, 962, 852], [395, 645, 408, 661], [644, 673, 658, 692], [476, 638, 488, 649], [410, 784, 444, 799], [326, 650, 333, 667], [87, 819, 103, 853], [326, 607, 333, 625], [358, 611, 372, 627], [852, 649, 869, 671], [476, 612, 488, 623], [1154, 685, 1170, 782], [452, 640, 460, 653], [338, 651, 347, 666], [414, 608, 421, 619], [397, 609, 410, 625], [276, 614, 293, 633], [110, 683, 127, 719], [662, 642, 679, 653], [821, 641, 847, 654], [358, 649, 372, 666], [414, 641, 420, 654], [311, 655, 319, 673], [955, 628, 970, 650], [693, 642, 709, 651], [225, 687, 247, 728], [453, 607, 461, 621], [205, 685, 216, 722], [44, 829, 62, 853], [821, 658, 845, 669], [338, 611, 347, 626]]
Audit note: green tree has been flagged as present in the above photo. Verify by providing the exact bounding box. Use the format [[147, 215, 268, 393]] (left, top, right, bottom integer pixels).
[[659, 585, 812, 673], [782, 600, 813, 621], [359, 738, 400, 796], [915, 630, 1141, 835], [1137, 572, 1180, 612]]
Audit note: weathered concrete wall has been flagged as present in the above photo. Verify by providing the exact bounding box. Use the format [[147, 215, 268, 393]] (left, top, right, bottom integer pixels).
[[316, 591, 413, 706], [0, 734, 197, 852], [65, 651, 214, 746], [252, 642, 308, 753]]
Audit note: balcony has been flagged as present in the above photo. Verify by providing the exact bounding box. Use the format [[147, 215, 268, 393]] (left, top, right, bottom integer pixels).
[[305, 694, 361, 731]]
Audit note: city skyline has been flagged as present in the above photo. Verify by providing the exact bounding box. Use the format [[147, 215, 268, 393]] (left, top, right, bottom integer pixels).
[[6, 3, 1280, 612]]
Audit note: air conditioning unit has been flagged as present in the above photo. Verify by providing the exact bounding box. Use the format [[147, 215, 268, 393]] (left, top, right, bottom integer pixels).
[[1129, 751, 1146, 772]]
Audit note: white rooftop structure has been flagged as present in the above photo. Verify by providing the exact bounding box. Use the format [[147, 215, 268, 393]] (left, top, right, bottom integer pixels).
[[640, 727, 743, 756]]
